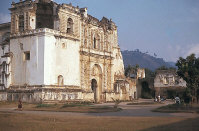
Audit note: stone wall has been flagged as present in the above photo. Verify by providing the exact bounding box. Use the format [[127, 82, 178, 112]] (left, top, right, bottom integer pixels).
[[0, 87, 86, 103], [0, 88, 132, 103], [0, 91, 7, 101], [154, 70, 186, 97]]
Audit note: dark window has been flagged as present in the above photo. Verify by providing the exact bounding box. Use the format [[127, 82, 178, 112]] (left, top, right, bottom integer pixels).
[[93, 37, 96, 49], [67, 18, 73, 34], [19, 15, 24, 32], [91, 79, 97, 92], [24, 51, 30, 60], [37, 22, 42, 28]]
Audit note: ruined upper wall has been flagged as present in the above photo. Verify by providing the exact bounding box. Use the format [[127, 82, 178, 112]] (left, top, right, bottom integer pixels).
[[9, 0, 117, 34], [10, 0, 36, 33], [36, 1, 54, 29], [154, 70, 186, 88]]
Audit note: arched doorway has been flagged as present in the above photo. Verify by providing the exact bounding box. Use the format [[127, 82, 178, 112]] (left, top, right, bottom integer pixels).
[[91, 64, 103, 102], [91, 79, 97, 102]]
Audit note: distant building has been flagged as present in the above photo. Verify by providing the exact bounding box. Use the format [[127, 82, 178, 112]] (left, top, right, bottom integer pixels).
[[128, 68, 145, 99], [154, 70, 186, 98]]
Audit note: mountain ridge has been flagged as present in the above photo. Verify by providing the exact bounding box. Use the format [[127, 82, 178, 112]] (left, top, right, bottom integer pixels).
[[121, 50, 176, 71]]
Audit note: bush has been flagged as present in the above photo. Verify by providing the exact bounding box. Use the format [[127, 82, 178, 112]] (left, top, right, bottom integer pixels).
[[111, 98, 121, 108], [36, 104, 57, 108], [167, 90, 176, 99], [62, 102, 92, 108], [141, 81, 154, 99], [183, 88, 192, 105]]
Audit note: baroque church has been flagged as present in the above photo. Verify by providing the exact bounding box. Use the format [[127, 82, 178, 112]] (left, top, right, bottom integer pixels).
[[0, 0, 138, 103]]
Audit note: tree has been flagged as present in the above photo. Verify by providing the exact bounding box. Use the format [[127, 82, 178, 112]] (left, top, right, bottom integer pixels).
[[183, 88, 192, 105], [141, 81, 154, 99], [124, 64, 139, 78], [145, 68, 155, 78], [176, 54, 199, 103], [156, 66, 176, 71]]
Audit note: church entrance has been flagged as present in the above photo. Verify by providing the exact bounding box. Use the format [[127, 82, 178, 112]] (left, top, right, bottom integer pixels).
[[91, 79, 98, 102], [91, 64, 103, 103]]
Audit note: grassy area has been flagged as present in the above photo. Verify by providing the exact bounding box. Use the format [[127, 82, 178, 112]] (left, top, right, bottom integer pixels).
[[0, 112, 198, 131], [153, 103, 199, 113], [0, 101, 121, 113], [32, 104, 121, 113], [62, 102, 92, 108], [36, 104, 58, 108], [127, 102, 163, 105]]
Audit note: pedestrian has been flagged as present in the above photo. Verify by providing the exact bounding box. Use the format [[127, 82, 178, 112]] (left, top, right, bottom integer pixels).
[[18, 99, 22, 111], [158, 95, 161, 102]]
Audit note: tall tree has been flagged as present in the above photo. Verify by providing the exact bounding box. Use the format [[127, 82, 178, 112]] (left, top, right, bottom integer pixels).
[[176, 54, 199, 102], [124, 64, 139, 77]]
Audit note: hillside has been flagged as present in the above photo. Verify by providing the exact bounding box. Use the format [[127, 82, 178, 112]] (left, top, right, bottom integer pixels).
[[121, 50, 176, 71]]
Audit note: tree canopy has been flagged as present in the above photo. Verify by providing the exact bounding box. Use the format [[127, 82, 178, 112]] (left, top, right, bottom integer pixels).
[[176, 54, 199, 101], [124, 64, 139, 78]]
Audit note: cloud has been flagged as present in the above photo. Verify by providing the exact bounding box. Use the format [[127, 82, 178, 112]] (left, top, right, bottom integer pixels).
[[0, 13, 10, 24], [167, 44, 199, 62], [186, 44, 199, 57]]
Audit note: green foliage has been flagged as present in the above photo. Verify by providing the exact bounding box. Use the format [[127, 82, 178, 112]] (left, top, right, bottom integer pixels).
[[167, 90, 176, 99], [156, 66, 176, 72], [183, 88, 192, 105], [176, 54, 199, 100], [156, 66, 169, 70], [145, 68, 155, 78], [62, 102, 92, 108], [124, 64, 139, 77], [141, 81, 155, 99], [36, 104, 57, 108]]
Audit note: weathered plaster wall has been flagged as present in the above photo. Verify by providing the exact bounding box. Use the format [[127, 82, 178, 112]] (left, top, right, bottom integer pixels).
[[112, 47, 124, 76], [0, 92, 7, 101], [154, 70, 187, 97], [154, 71, 186, 88], [43, 34, 81, 86], [10, 34, 45, 85]]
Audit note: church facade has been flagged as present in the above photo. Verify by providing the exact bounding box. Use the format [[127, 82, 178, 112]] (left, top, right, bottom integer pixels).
[[0, 0, 136, 103]]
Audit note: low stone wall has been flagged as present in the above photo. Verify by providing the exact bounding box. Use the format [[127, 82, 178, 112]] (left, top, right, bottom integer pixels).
[[6, 89, 42, 103], [0, 88, 130, 103], [0, 87, 85, 103], [0, 91, 7, 101], [105, 92, 130, 102], [82, 92, 94, 102], [42, 90, 83, 101]]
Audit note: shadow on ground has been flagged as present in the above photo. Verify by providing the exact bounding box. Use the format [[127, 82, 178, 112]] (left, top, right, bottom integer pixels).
[[141, 117, 199, 131]]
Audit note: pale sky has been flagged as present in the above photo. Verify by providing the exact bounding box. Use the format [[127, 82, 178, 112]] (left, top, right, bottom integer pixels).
[[0, 0, 199, 62]]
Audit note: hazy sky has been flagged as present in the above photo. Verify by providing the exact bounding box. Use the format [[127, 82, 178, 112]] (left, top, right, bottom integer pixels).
[[0, 0, 199, 62]]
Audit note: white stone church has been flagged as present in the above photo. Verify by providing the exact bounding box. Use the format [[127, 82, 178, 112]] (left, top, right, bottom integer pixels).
[[0, 0, 138, 103]]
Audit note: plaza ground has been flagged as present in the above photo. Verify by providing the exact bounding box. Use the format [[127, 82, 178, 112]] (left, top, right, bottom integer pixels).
[[0, 99, 199, 131]]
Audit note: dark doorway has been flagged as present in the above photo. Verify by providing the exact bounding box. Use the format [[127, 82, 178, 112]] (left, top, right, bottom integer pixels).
[[141, 81, 154, 99], [91, 79, 98, 102], [134, 92, 137, 99]]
